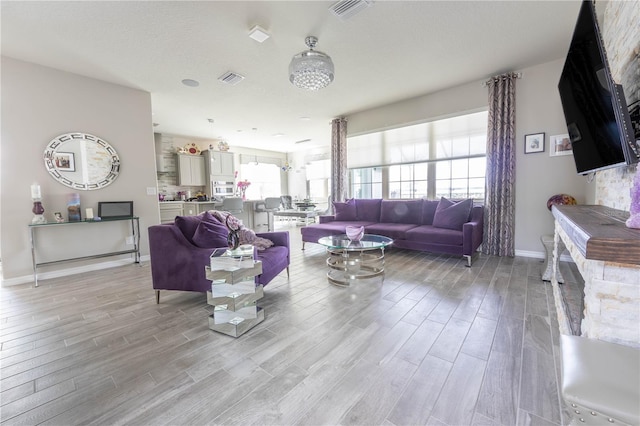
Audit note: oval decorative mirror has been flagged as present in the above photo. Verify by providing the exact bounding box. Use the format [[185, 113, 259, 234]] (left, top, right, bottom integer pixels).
[[44, 132, 121, 190]]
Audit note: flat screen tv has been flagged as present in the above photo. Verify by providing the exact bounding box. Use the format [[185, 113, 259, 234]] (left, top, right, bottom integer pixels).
[[557, 0, 639, 175]]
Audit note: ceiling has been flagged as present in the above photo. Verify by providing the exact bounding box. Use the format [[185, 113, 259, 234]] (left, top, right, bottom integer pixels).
[[1, 0, 582, 153]]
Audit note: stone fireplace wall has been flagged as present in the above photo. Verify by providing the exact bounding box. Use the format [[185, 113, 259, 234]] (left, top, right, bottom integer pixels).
[[595, 1, 639, 210]]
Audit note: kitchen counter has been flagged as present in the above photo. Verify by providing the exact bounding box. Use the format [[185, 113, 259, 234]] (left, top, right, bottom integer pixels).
[[158, 199, 271, 231]]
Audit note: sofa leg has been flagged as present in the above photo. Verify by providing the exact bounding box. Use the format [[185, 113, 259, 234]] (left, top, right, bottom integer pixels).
[[302, 242, 305, 250], [286, 267, 290, 278], [463, 252, 479, 267], [155, 290, 160, 304]]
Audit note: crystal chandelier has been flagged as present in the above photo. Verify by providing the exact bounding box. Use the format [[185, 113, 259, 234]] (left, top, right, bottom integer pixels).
[[289, 36, 334, 91]]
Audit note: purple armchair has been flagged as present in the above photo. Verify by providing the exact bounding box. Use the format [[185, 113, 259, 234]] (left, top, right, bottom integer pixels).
[[148, 213, 290, 303]]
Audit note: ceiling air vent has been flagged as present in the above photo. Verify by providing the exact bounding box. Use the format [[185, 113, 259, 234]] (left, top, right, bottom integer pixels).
[[329, 0, 373, 20], [295, 139, 312, 144], [218, 71, 245, 85]]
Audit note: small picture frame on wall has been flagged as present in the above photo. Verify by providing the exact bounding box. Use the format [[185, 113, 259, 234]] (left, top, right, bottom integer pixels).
[[54, 152, 75, 171], [524, 132, 545, 154], [550, 134, 573, 156]]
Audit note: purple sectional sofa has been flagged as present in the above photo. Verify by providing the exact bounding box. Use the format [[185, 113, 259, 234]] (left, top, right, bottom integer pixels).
[[149, 212, 290, 303], [300, 198, 484, 266]]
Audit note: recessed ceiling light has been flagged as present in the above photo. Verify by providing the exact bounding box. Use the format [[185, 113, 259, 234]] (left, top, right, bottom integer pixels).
[[181, 79, 200, 87], [299, 116, 311, 121], [248, 25, 270, 43], [272, 133, 284, 137]]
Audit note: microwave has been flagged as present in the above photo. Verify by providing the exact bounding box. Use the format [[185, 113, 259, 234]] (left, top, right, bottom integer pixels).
[[212, 181, 235, 197]]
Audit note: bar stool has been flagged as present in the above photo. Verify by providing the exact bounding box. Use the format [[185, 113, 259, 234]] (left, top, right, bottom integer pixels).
[[254, 197, 281, 231], [221, 197, 244, 215]]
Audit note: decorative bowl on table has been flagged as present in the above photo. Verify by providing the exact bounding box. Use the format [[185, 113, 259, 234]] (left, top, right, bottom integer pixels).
[[345, 225, 364, 242], [546, 194, 577, 211]]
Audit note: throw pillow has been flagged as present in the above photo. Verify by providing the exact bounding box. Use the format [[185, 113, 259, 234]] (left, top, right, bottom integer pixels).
[[432, 197, 473, 231], [333, 199, 357, 221], [192, 217, 229, 248], [355, 199, 382, 222], [175, 214, 205, 244]]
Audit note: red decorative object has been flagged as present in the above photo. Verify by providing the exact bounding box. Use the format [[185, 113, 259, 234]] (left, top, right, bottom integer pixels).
[[547, 194, 577, 211]]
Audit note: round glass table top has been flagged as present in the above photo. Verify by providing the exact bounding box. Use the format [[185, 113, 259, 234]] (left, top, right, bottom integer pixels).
[[317, 234, 394, 251]]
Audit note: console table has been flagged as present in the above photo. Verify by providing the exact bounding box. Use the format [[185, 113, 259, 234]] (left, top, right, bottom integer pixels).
[[551, 205, 640, 346], [29, 217, 141, 287]]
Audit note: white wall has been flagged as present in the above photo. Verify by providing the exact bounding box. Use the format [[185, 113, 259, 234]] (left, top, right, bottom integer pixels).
[[514, 59, 588, 254], [1, 57, 158, 283], [345, 61, 589, 256]]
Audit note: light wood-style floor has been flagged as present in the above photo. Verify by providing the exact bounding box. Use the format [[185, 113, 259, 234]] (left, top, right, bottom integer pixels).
[[1, 223, 580, 425]]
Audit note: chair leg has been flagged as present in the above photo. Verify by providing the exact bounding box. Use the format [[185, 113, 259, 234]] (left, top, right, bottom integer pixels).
[[155, 290, 160, 304], [286, 266, 290, 278], [463, 252, 479, 267], [302, 242, 305, 250]]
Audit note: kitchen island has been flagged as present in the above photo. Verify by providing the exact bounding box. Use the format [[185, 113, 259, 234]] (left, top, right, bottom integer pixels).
[[159, 199, 271, 232]]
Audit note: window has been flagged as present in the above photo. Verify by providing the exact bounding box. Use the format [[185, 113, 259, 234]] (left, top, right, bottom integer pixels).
[[239, 163, 281, 199], [348, 111, 487, 200], [306, 159, 331, 200], [352, 167, 383, 199]]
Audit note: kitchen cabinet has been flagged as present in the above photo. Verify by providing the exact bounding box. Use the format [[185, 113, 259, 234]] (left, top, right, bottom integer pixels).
[[177, 154, 206, 186], [159, 202, 184, 224], [183, 202, 219, 216], [208, 151, 235, 180]]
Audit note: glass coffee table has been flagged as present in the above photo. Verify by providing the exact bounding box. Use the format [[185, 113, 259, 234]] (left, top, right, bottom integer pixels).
[[317, 234, 394, 287]]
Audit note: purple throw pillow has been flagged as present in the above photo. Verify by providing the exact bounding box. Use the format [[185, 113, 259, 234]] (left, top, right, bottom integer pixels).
[[192, 216, 229, 248], [355, 199, 382, 222], [333, 199, 357, 221], [432, 198, 473, 231], [175, 214, 204, 244]]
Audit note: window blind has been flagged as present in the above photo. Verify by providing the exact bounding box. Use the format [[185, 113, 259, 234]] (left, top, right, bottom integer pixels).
[[347, 111, 488, 168]]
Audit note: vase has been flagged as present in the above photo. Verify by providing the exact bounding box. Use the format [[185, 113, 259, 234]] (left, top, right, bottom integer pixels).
[[346, 225, 364, 242], [31, 201, 46, 224]]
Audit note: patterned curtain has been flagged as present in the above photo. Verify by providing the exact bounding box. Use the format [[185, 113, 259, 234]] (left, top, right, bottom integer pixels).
[[483, 73, 518, 256], [331, 118, 348, 204]]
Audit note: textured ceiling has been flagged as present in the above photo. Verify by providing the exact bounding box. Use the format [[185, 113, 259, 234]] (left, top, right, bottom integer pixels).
[[1, 1, 582, 152]]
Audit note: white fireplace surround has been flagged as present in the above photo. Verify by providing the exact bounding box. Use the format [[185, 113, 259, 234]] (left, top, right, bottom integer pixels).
[[552, 223, 640, 348]]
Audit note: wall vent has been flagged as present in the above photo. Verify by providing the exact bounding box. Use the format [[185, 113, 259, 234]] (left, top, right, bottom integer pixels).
[[329, 0, 373, 20], [218, 72, 245, 85]]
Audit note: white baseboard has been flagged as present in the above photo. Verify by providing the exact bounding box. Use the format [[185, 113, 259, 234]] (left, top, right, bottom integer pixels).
[[515, 249, 573, 263], [1, 255, 150, 287]]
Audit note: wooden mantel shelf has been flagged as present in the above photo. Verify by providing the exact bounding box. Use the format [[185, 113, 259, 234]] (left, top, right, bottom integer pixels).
[[552, 205, 640, 265]]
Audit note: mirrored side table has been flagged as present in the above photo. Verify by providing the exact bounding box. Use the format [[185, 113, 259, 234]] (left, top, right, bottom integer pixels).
[[205, 250, 264, 337]]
